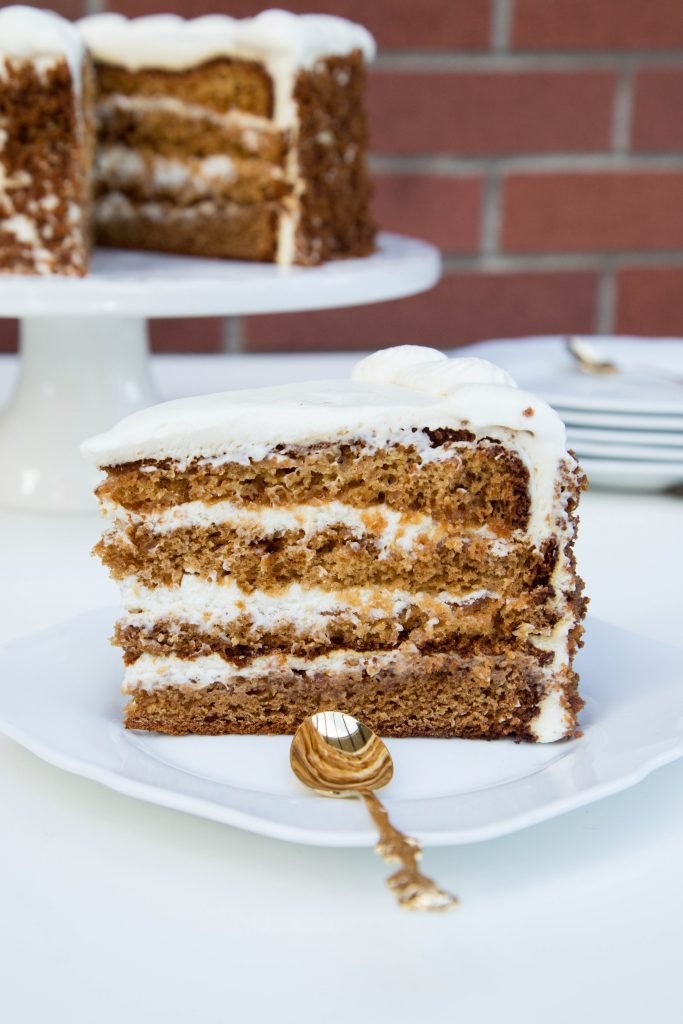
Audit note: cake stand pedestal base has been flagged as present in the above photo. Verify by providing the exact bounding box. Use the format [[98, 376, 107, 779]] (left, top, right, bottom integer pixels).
[[0, 316, 155, 513]]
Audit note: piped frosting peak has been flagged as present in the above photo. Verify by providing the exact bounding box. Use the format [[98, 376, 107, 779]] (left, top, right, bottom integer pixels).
[[352, 347, 517, 393]]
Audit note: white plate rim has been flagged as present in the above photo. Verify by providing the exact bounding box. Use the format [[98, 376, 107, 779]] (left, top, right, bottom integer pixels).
[[581, 456, 683, 475], [581, 458, 683, 492], [460, 336, 683, 416], [0, 611, 682, 848], [545, 392, 683, 415], [559, 408, 683, 430], [570, 440, 683, 461], [567, 425, 683, 447]]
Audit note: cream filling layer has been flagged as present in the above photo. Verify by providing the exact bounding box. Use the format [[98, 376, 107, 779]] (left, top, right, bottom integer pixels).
[[119, 577, 499, 633], [95, 146, 241, 198], [123, 647, 412, 693], [96, 94, 282, 153], [95, 192, 256, 225], [107, 499, 449, 548], [103, 500, 516, 562]]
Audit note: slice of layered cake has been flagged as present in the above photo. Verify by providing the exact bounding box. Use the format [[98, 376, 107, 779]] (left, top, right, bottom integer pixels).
[[0, 6, 93, 276], [83, 346, 587, 743], [78, 11, 376, 265]]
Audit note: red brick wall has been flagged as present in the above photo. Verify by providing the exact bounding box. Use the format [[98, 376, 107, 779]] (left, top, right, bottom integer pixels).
[[2, 0, 683, 354]]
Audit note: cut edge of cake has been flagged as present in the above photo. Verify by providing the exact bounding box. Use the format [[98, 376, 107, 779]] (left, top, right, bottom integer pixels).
[[0, 5, 93, 276], [78, 10, 377, 266], [83, 345, 588, 744]]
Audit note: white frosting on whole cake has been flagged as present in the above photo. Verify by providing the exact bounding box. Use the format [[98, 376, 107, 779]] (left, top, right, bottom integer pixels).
[[0, 6, 85, 88], [78, 11, 376, 75]]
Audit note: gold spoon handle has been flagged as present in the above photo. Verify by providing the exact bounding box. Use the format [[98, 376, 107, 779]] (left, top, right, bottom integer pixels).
[[359, 790, 458, 912]]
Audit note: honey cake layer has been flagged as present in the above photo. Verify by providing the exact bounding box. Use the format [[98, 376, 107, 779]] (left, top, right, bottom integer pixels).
[[114, 588, 578, 665], [96, 58, 275, 118], [98, 515, 560, 593], [96, 438, 536, 530], [95, 194, 279, 261], [123, 649, 584, 741]]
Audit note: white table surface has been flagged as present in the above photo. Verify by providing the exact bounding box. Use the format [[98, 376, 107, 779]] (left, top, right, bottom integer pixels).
[[1, 352, 682, 1024]]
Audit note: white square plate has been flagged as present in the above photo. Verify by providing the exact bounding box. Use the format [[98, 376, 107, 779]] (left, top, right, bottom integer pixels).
[[0, 609, 681, 847]]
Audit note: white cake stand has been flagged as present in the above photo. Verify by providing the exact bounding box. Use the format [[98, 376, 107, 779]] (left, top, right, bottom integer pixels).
[[0, 232, 440, 512]]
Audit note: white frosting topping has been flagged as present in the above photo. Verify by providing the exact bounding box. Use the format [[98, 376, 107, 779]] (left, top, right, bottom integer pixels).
[[82, 346, 564, 465], [78, 11, 376, 74], [352, 347, 516, 392], [0, 6, 85, 87]]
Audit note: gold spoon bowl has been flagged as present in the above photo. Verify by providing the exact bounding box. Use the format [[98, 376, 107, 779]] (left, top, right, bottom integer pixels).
[[291, 711, 458, 912]]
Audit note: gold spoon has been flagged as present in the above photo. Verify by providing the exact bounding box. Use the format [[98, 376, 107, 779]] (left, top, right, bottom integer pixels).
[[291, 711, 458, 912], [565, 336, 618, 375], [565, 335, 683, 386]]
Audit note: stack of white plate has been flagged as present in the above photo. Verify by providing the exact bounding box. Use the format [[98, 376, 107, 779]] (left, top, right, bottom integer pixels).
[[459, 336, 683, 492]]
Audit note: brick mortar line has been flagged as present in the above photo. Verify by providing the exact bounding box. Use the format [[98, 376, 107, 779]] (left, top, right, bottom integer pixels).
[[480, 171, 502, 255], [375, 51, 683, 70], [222, 317, 244, 354], [370, 153, 683, 175], [491, 0, 512, 53], [595, 264, 618, 332], [611, 65, 635, 152], [440, 252, 683, 272]]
